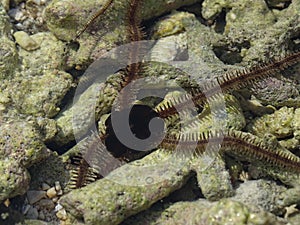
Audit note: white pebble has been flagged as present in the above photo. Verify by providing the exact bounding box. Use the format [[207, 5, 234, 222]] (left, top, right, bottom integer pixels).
[[55, 203, 63, 212]]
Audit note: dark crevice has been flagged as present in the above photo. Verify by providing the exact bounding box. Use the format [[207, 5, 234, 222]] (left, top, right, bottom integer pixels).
[[213, 41, 251, 65], [105, 104, 163, 161], [0, 196, 25, 225], [288, 36, 300, 52], [265, 0, 292, 10], [177, 2, 209, 26], [46, 139, 77, 155], [162, 172, 203, 203], [213, 9, 227, 34], [121, 172, 203, 224]]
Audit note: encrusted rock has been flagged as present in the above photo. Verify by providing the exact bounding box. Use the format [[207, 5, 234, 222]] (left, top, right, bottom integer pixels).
[[9, 70, 73, 117], [0, 36, 19, 80], [59, 150, 191, 225], [123, 198, 286, 225], [248, 106, 300, 151], [0, 121, 50, 202], [14, 31, 40, 51]]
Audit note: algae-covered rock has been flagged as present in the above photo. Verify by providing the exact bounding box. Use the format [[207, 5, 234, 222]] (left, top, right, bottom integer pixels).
[[192, 155, 234, 201], [250, 106, 294, 138], [203, 0, 300, 65], [43, 0, 200, 67], [0, 160, 30, 203], [4, 31, 74, 118], [0, 120, 50, 202], [0, 36, 19, 80], [0, 1, 11, 35], [250, 76, 300, 107], [151, 11, 195, 39], [14, 31, 40, 51], [0, 3, 19, 81], [17, 32, 68, 74], [249, 106, 300, 150], [34, 117, 58, 142], [59, 150, 191, 225], [9, 70, 73, 118], [123, 198, 286, 225], [200, 199, 285, 225], [232, 179, 287, 215]]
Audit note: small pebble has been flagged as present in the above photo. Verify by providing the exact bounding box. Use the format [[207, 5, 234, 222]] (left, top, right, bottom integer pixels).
[[52, 197, 58, 203], [46, 187, 57, 199], [56, 209, 67, 221], [57, 189, 63, 196], [55, 181, 61, 192], [1, 213, 9, 220], [41, 182, 51, 191], [13, 31, 40, 51], [26, 190, 46, 204], [38, 211, 45, 220], [22, 205, 31, 215], [25, 206, 39, 219], [3, 199, 10, 207], [55, 203, 63, 212], [8, 9, 24, 21], [37, 199, 55, 210]]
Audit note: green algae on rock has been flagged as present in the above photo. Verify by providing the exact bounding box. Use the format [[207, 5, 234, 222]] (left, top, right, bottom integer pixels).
[[250, 76, 300, 108], [0, 1, 11, 36], [59, 150, 191, 225], [17, 32, 68, 74], [0, 36, 19, 80], [248, 106, 300, 151], [9, 70, 73, 118], [3, 0, 297, 224], [0, 120, 50, 202], [14, 31, 40, 51], [0, 3, 19, 80], [7, 31, 73, 118], [151, 11, 195, 39], [123, 198, 286, 225], [204, 0, 300, 65], [191, 155, 234, 201], [43, 0, 200, 68]]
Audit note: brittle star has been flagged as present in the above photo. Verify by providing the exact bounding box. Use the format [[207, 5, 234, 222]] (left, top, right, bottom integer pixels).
[[65, 0, 300, 191]]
